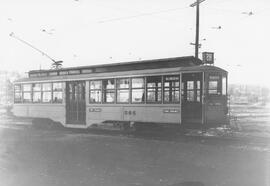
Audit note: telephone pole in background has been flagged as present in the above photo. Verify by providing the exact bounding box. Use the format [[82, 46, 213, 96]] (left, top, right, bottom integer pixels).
[[190, 0, 205, 59]]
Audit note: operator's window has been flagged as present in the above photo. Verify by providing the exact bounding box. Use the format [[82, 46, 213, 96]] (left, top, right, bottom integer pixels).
[[208, 75, 221, 95]]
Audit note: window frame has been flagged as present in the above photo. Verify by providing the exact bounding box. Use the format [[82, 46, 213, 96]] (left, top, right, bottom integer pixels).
[[208, 74, 222, 95], [116, 78, 130, 103], [41, 83, 52, 103], [102, 79, 116, 104], [163, 75, 180, 103], [89, 80, 102, 103], [32, 83, 42, 103], [52, 82, 63, 103], [222, 76, 227, 96], [14, 84, 22, 103], [131, 77, 145, 104], [146, 76, 162, 103], [22, 84, 32, 103], [183, 80, 201, 102]]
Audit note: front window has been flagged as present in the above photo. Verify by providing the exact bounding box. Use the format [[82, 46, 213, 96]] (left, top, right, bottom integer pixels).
[[208, 75, 221, 95]]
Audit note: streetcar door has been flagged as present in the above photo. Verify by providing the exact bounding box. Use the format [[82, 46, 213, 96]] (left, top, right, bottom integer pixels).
[[66, 81, 86, 125], [204, 73, 228, 125], [181, 72, 203, 124]]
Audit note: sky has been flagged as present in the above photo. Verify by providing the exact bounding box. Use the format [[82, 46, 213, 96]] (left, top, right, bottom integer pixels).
[[0, 0, 270, 87]]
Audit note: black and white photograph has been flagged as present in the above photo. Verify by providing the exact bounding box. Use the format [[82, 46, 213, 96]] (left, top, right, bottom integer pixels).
[[0, 0, 269, 186]]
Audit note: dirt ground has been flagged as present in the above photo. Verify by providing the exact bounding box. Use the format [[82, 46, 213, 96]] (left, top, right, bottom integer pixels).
[[0, 105, 270, 186], [229, 103, 270, 137], [0, 125, 269, 186]]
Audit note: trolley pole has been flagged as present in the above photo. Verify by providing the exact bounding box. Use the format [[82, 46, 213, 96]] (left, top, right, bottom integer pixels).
[[190, 0, 205, 59]]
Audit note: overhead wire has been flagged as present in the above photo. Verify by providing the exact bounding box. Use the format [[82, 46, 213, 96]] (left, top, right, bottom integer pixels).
[[97, 6, 190, 23]]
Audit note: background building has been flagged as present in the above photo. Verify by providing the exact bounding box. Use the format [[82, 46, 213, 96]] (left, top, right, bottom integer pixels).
[[229, 84, 270, 105], [0, 71, 25, 106]]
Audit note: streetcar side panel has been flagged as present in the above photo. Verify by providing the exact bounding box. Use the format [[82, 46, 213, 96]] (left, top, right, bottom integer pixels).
[[86, 105, 181, 125], [13, 82, 66, 125], [13, 104, 66, 124]]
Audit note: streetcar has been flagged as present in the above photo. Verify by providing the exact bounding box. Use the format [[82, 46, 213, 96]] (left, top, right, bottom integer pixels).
[[13, 56, 228, 129]]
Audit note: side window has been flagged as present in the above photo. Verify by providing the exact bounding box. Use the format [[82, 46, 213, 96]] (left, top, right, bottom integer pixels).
[[146, 76, 162, 103], [32, 83, 42, 103], [14, 84, 22, 103], [103, 79, 115, 103], [131, 77, 145, 103], [53, 83, 63, 103], [208, 75, 221, 95], [42, 83, 52, 103], [163, 75, 180, 103], [22, 84, 32, 103], [117, 78, 130, 103], [89, 80, 102, 103]]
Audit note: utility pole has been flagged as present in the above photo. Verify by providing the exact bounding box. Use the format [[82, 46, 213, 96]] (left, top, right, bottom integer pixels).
[[190, 0, 205, 59], [195, 0, 200, 59]]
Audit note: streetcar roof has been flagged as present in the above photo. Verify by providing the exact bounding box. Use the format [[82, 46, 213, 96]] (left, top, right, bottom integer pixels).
[[27, 56, 201, 77], [15, 61, 227, 84]]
